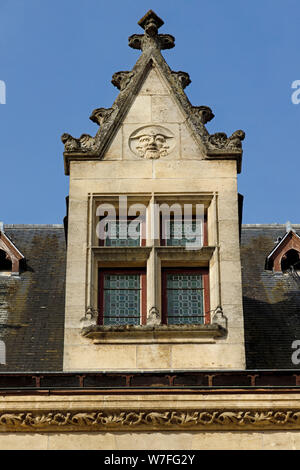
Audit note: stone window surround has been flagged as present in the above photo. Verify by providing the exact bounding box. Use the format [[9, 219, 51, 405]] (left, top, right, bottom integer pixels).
[[82, 192, 225, 343]]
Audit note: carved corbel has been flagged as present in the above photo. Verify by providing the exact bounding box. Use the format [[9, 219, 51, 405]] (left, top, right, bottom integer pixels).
[[147, 306, 160, 326], [212, 306, 228, 329], [80, 307, 98, 328]]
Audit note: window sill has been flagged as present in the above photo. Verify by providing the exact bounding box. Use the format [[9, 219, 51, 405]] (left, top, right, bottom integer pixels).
[[156, 246, 215, 266], [93, 246, 152, 264], [81, 323, 226, 344]]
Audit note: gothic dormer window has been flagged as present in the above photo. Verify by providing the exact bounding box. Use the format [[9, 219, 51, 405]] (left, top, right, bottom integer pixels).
[[281, 249, 300, 272], [265, 229, 300, 273], [0, 227, 24, 276]]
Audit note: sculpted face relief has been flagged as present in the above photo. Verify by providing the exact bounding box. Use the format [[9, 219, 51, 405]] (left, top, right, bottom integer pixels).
[[129, 125, 174, 159]]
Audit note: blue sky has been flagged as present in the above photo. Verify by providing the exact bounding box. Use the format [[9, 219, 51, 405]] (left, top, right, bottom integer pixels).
[[0, 0, 299, 224]]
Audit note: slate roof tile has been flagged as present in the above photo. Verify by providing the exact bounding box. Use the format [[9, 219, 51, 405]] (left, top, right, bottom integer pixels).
[[1, 223, 300, 371]]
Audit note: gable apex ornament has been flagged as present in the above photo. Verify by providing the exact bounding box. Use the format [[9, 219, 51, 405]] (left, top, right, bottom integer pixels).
[[128, 10, 175, 51], [138, 10, 164, 36], [62, 10, 245, 174]]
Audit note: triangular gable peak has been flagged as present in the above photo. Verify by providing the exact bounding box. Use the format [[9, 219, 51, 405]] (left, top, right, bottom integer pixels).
[[266, 230, 300, 272], [0, 229, 24, 275], [62, 10, 245, 174]]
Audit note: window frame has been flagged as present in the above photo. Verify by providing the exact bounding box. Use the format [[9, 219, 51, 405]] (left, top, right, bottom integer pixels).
[[162, 267, 210, 325], [98, 268, 147, 326]]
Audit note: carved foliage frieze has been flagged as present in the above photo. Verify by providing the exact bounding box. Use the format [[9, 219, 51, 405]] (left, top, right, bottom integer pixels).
[[1, 409, 300, 431]]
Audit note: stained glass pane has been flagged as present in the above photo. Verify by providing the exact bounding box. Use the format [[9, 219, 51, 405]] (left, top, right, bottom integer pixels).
[[166, 273, 204, 324], [103, 274, 141, 325], [104, 221, 140, 246], [165, 220, 202, 246]]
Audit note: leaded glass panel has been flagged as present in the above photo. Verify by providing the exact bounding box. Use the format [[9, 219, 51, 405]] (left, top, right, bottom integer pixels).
[[103, 274, 141, 325], [104, 220, 141, 247], [166, 273, 204, 324], [165, 220, 202, 246]]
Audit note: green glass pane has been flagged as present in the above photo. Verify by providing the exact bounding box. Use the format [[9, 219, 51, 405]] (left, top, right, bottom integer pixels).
[[104, 274, 140, 289], [166, 273, 204, 325], [103, 274, 140, 325], [166, 220, 202, 246], [105, 221, 140, 246], [167, 274, 202, 289]]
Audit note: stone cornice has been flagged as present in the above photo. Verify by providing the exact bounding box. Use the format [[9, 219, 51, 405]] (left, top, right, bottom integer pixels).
[[0, 392, 300, 432]]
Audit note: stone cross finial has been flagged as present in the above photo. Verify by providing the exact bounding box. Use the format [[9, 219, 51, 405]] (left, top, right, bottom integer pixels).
[[138, 10, 164, 37], [128, 10, 175, 51]]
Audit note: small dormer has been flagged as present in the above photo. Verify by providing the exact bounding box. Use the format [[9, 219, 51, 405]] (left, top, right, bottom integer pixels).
[[265, 227, 300, 273], [0, 223, 24, 276]]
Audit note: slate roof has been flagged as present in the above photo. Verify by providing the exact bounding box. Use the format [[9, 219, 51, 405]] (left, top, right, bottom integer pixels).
[[241, 224, 300, 369], [0, 225, 65, 371], [0, 223, 299, 371]]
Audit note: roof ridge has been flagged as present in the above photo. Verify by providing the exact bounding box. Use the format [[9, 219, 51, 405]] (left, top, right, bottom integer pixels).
[[4, 224, 64, 228], [242, 224, 300, 228]]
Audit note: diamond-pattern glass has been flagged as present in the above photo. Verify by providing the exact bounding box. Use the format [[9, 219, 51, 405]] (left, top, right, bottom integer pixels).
[[165, 220, 202, 246], [166, 273, 204, 324], [103, 274, 141, 325], [105, 221, 140, 246]]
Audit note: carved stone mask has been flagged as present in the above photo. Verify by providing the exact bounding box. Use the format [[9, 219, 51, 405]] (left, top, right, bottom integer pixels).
[[129, 125, 174, 159]]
